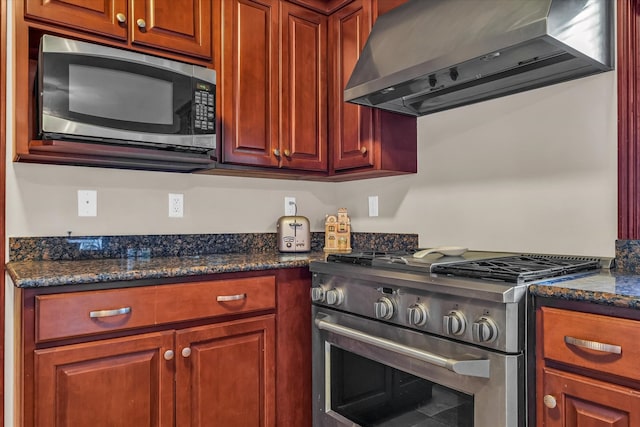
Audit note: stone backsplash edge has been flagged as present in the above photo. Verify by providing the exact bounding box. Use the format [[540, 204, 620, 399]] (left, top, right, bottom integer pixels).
[[9, 233, 419, 262], [615, 240, 640, 273]]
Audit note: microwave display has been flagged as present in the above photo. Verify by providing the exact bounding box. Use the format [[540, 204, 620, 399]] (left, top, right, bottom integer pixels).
[[38, 35, 216, 153]]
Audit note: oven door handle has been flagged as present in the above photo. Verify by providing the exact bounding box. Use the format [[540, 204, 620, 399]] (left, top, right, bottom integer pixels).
[[316, 318, 490, 378]]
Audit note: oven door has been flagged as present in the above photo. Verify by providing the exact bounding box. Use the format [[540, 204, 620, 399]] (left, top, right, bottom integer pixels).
[[312, 306, 524, 427]]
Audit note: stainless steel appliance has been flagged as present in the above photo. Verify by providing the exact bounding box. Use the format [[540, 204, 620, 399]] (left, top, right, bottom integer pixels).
[[309, 250, 610, 426], [37, 35, 216, 167], [345, 0, 614, 116]]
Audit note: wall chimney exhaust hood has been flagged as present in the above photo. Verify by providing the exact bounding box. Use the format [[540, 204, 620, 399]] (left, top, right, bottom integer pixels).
[[344, 0, 614, 116]]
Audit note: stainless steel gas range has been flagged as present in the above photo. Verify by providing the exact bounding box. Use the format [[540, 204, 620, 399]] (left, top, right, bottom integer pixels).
[[309, 250, 610, 427]]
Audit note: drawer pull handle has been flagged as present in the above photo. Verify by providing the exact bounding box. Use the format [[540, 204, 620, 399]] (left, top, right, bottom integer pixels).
[[89, 307, 131, 318], [564, 336, 621, 354], [216, 294, 247, 302]]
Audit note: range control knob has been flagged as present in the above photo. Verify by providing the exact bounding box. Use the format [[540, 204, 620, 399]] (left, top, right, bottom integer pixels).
[[443, 310, 467, 336], [310, 286, 325, 302], [472, 316, 498, 343], [325, 288, 344, 306], [407, 304, 428, 327], [374, 297, 395, 320]]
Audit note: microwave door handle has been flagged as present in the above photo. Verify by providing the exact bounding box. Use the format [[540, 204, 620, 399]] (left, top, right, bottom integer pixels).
[[315, 317, 490, 378]]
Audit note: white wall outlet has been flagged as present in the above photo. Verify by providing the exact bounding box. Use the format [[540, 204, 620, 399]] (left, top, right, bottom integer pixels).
[[169, 193, 184, 218], [368, 195, 379, 217], [284, 196, 296, 216], [77, 190, 97, 217]]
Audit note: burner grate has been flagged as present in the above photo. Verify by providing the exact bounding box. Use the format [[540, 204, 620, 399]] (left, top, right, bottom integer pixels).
[[326, 251, 414, 266], [431, 255, 601, 284]]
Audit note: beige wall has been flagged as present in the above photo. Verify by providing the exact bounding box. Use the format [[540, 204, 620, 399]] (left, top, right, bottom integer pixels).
[[6, 70, 617, 256]]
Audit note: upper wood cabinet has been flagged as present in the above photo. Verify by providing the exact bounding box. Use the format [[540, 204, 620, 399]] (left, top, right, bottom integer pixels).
[[24, 0, 212, 60], [25, 0, 128, 40], [219, 0, 279, 168], [328, 0, 416, 179], [220, 0, 327, 172], [280, 2, 328, 171], [216, 0, 416, 180]]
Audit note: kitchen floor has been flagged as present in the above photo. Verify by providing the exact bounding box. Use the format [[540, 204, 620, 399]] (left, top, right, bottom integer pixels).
[[378, 385, 471, 427]]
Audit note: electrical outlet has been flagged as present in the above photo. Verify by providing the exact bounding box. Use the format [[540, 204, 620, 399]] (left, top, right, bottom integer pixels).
[[284, 197, 296, 216], [78, 190, 97, 217], [368, 195, 379, 217], [169, 193, 184, 218]]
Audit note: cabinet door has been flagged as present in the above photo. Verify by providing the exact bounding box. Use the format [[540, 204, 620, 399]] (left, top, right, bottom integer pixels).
[[329, 0, 374, 171], [131, 0, 212, 59], [25, 0, 128, 40], [221, 0, 280, 167], [280, 2, 328, 171], [175, 315, 276, 427], [541, 367, 640, 427], [276, 268, 312, 427], [34, 331, 175, 427], [329, 0, 416, 177]]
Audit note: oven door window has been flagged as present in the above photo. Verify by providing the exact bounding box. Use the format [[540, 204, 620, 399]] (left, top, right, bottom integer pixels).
[[41, 53, 193, 134], [330, 346, 473, 427]]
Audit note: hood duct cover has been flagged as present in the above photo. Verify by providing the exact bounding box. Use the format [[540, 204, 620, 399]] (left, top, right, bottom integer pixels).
[[344, 0, 614, 116]]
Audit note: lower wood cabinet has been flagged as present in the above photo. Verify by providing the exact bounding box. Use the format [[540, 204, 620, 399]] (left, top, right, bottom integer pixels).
[[34, 331, 175, 427], [19, 269, 310, 427], [541, 367, 640, 427], [175, 316, 275, 426], [33, 316, 274, 427], [536, 305, 640, 427]]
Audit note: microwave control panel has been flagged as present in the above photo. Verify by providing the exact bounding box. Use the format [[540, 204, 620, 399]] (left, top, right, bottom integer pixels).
[[193, 80, 215, 134]]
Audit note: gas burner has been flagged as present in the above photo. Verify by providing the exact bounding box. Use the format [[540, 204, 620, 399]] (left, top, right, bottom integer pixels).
[[431, 255, 602, 284], [326, 250, 415, 266]]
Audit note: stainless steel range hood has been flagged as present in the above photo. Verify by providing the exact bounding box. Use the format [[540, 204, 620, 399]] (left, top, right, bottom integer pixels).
[[344, 0, 614, 116]]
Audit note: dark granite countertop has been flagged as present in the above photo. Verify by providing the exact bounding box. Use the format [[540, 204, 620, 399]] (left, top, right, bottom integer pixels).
[[9, 239, 640, 311], [529, 270, 640, 309], [6, 251, 327, 288]]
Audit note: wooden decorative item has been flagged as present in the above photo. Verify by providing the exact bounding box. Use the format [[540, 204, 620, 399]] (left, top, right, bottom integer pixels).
[[324, 208, 351, 253]]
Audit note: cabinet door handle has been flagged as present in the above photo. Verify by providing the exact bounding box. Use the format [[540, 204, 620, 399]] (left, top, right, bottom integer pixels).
[[564, 336, 622, 354], [89, 307, 131, 318], [116, 13, 126, 23], [273, 149, 281, 157], [136, 18, 146, 29], [182, 347, 192, 358], [543, 395, 557, 409], [360, 146, 367, 155], [283, 149, 291, 157], [163, 350, 174, 360], [216, 293, 247, 302]]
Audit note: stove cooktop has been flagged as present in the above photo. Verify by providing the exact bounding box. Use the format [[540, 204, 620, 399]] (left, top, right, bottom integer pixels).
[[326, 250, 604, 284]]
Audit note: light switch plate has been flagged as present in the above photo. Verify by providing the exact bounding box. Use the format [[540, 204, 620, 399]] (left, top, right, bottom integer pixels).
[[368, 196, 379, 217], [78, 190, 97, 217], [285, 197, 296, 216]]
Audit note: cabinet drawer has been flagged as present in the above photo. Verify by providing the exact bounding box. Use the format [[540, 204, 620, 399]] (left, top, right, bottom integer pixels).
[[36, 286, 157, 342], [155, 276, 276, 324], [541, 307, 640, 381]]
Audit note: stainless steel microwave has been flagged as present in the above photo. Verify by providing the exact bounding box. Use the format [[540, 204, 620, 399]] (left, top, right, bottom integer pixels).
[[37, 35, 216, 153]]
